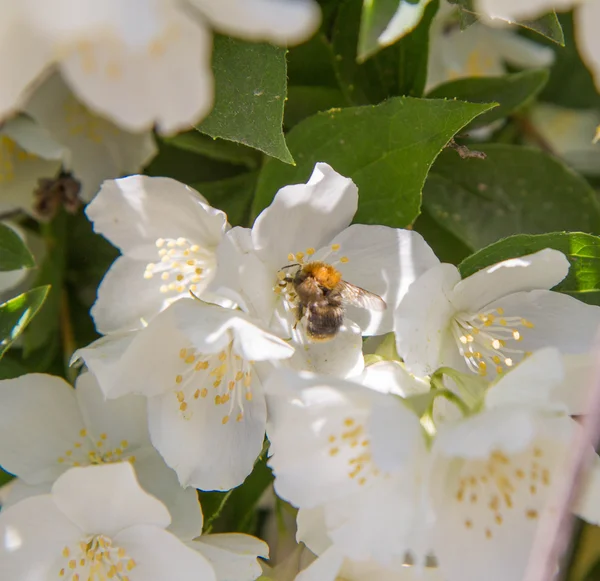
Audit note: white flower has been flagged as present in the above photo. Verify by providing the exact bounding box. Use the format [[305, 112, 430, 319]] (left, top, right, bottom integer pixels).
[[0, 0, 320, 133], [210, 163, 439, 376], [0, 117, 62, 219], [528, 103, 600, 175], [78, 299, 294, 491], [265, 364, 427, 566], [395, 249, 600, 379], [475, 0, 600, 93], [426, 2, 554, 91], [24, 73, 157, 202], [85, 174, 229, 335], [0, 462, 217, 581], [295, 546, 443, 581], [190, 533, 269, 581], [0, 371, 202, 539], [428, 351, 600, 581]]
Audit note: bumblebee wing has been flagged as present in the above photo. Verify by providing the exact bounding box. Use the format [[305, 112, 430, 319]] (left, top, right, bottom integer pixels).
[[337, 280, 387, 311]]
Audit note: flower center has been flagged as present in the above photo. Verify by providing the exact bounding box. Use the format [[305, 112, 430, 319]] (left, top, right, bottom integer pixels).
[[451, 307, 535, 376], [144, 237, 214, 297], [326, 416, 381, 487], [453, 444, 552, 540], [172, 342, 254, 425], [59, 534, 136, 581], [56, 429, 136, 468], [63, 94, 117, 143]]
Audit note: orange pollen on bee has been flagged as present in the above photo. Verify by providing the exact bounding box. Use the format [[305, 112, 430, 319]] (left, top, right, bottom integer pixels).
[[302, 261, 342, 289]]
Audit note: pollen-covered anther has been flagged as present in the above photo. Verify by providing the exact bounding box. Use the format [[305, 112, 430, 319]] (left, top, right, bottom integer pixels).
[[452, 307, 536, 375], [145, 236, 212, 294], [58, 535, 135, 580]]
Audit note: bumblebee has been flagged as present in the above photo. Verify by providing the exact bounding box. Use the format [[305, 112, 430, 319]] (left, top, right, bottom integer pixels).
[[280, 261, 386, 341]]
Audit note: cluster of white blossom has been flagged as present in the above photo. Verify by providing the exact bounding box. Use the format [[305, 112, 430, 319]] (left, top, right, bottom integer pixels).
[[3, 159, 600, 581], [0, 0, 320, 220]]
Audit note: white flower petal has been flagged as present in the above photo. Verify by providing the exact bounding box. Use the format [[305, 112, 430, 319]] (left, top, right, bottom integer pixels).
[[73, 332, 136, 397], [25, 73, 157, 201], [576, 0, 600, 92], [475, 0, 576, 21], [115, 524, 217, 581], [0, 374, 85, 484], [575, 454, 600, 525], [75, 371, 151, 450], [251, 163, 358, 269], [485, 347, 565, 409], [0, 494, 81, 579], [85, 175, 224, 255], [552, 352, 596, 415], [147, 377, 267, 490], [296, 546, 345, 581], [296, 506, 332, 555], [431, 414, 576, 581], [395, 263, 461, 376], [3, 480, 52, 508], [360, 360, 430, 398], [490, 289, 600, 356], [191, 533, 269, 581], [192, 0, 320, 45], [52, 463, 171, 537], [1, 115, 65, 160], [487, 27, 555, 69], [286, 322, 364, 379], [0, 9, 51, 121], [452, 249, 569, 313], [436, 408, 537, 459], [173, 300, 293, 362], [59, 11, 214, 134], [0, 132, 62, 217], [134, 451, 204, 541], [378, 0, 433, 47], [91, 255, 192, 334], [313, 225, 439, 335]]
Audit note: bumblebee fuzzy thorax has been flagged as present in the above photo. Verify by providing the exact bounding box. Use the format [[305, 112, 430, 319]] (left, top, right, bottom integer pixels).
[[301, 261, 342, 289]]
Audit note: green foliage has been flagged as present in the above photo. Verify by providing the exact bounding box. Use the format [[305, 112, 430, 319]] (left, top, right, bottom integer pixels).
[[0, 223, 35, 271], [427, 69, 550, 129], [254, 97, 495, 228], [0, 286, 50, 358], [197, 35, 293, 164], [458, 232, 600, 304], [423, 145, 600, 251]]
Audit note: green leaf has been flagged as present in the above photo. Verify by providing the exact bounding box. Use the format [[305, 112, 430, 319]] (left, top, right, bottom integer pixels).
[[253, 97, 495, 228], [192, 172, 258, 228], [331, 0, 402, 105], [458, 232, 600, 304], [23, 211, 67, 356], [197, 35, 293, 164], [162, 131, 261, 169], [357, 0, 435, 62], [423, 145, 600, 250], [358, 0, 402, 61], [447, 1, 564, 45], [0, 286, 50, 358], [396, 0, 439, 97], [0, 223, 35, 271], [412, 207, 473, 264], [427, 69, 550, 129], [284, 86, 346, 129], [540, 12, 600, 109], [200, 453, 273, 534]]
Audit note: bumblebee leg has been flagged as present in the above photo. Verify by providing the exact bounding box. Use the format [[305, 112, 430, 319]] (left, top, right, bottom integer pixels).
[[293, 304, 304, 330]]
